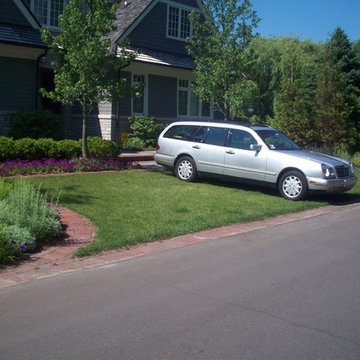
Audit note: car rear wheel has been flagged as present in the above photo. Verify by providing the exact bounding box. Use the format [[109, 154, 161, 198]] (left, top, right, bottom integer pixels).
[[279, 170, 308, 201], [175, 156, 197, 182]]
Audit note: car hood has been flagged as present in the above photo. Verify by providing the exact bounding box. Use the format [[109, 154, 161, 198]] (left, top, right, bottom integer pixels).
[[276, 150, 350, 167]]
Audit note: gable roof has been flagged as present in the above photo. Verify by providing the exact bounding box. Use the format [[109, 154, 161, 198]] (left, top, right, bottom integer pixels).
[[109, 0, 203, 44], [108, 0, 154, 44], [13, 0, 41, 29], [0, 0, 46, 48], [108, 0, 203, 69]]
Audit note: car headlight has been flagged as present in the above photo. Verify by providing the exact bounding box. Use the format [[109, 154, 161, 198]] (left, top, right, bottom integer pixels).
[[350, 163, 355, 175], [321, 164, 336, 179]]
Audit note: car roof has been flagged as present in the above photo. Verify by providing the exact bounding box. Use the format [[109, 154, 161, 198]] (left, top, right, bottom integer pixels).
[[167, 120, 273, 131]]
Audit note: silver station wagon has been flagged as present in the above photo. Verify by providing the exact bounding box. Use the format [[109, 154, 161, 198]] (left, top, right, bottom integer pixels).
[[154, 121, 357, 201]]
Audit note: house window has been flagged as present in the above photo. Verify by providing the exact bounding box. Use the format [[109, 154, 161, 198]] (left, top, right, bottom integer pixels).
[[132, 74, 147, 115], [167, 5, 191, 41], [178, 79, 211, 118], [25, 0, 67, 28]]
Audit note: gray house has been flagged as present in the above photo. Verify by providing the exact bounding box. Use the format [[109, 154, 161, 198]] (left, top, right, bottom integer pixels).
[[1, 0, 220, 143], [0, 0, 47, 134]]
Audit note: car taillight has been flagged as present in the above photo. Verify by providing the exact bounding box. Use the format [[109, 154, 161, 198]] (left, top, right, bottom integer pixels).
[[156, 145, 160, 151]]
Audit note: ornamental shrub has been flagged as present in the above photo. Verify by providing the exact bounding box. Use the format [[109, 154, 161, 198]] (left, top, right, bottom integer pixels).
[[0, 179, 12, 199], [3, 224, 37, 251], [9, 110, 64, 140], [0, 137, 119, 161], [14, 138, 37, 160], [0, 180, 61, 243], [0, 137, 16, 161], [0, 223, 23, 264], [56, 139, 82, 159], [34, 138, 59, 159], [128, 116, 164, 147], [122, 137, 145, 150], [352, 152, 360, 167], [86, 137, 119, 157]]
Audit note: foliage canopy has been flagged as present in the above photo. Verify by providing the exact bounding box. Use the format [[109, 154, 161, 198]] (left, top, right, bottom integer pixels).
[[187, 0, 260, 121], [41, 0, 137, 157]]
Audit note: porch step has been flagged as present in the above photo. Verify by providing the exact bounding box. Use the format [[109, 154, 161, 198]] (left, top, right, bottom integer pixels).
[[119, 150, 155, 162]]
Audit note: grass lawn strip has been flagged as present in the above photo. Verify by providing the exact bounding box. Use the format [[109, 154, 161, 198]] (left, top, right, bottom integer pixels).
[[26, 169, 360, 257]]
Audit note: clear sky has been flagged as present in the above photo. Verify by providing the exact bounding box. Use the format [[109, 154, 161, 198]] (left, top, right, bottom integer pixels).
[[251, 0, 360, 43]]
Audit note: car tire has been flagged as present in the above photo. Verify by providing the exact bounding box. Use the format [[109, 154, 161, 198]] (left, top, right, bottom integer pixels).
[[175, 156, 197, 182], [279, 170, 308, 201]]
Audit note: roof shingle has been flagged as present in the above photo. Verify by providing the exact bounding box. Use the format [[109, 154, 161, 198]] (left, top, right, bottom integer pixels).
[[108, 0, 154, 43], [0, 23, 46, 48], [133, 47, 195, 69]]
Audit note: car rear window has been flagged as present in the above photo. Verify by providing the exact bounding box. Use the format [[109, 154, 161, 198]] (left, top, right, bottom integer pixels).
[[163, 125, 200, 141]]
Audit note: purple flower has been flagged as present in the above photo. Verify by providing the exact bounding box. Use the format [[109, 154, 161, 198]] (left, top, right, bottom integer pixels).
[[20, 243, 28, 252], [12, 240, 18, 246], [0, 155, 134, 177]]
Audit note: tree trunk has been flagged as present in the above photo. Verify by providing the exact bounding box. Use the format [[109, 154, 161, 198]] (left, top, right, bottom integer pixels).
[[82, 112, 88, 159], [224, 102, 231, 121]]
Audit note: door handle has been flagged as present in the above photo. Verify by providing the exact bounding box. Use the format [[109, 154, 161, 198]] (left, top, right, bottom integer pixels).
[[192, 145, 201, 149], [226, 150, 235, 154]]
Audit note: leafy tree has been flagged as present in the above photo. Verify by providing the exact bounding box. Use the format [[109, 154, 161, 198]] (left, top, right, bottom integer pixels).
[[187, 0, 260, 121], [271, 39, 317, 145], [41, 0, 137, 158], [244, 37, 281, 123]]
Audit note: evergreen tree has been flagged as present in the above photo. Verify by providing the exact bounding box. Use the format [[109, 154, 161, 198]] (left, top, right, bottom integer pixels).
[[315, 49, 353, 148], [315, 28, 357, 149]]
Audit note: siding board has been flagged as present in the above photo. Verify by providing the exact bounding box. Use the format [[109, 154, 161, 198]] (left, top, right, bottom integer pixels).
[[0, 56, 37, 111], [129, 2, 193, 55], [0, 0, 29, 26]]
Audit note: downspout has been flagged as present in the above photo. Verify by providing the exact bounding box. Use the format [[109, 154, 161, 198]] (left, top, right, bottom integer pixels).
[[115, 43, 132, 144], [35, 48, 48, 110]]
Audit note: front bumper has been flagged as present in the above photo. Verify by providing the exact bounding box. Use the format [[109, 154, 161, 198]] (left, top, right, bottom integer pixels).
[[308, 176, 357, 193]]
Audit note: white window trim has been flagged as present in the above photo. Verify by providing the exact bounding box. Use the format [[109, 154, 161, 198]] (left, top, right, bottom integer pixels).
[[177, 78, 213, 119], [26, 0, 67, 29], [131, 73, 148, 116], [166, 3, 193, 42]]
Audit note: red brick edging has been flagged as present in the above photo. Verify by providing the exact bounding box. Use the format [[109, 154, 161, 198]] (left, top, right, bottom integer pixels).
[[0, 208, 96, 287]]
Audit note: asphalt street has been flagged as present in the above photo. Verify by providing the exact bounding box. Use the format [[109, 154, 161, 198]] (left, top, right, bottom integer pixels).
[[1, 205, 360, 359]]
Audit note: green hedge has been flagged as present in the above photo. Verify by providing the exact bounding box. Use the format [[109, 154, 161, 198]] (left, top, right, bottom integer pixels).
[[9, 110, 64, 140], [0, 136, 119, 161]]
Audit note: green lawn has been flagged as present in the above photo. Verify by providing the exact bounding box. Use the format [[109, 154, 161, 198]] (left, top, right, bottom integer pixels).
[[26, 169, 360, 256]]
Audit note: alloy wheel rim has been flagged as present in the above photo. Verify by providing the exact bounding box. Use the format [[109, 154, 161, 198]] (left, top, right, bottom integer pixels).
[[283, 175, 302, 198], [178, 160, 193, 180]]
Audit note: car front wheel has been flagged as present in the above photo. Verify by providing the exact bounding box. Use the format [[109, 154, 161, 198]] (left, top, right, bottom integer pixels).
[[279, 170, 308, 201], [175, 156, 197, 182]]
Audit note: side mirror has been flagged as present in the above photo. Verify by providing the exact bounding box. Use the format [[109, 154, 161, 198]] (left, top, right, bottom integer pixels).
[[250, 144, 262, 152]]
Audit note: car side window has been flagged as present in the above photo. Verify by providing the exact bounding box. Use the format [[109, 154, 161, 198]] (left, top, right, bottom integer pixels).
[[164, 125, 200, 141], [192, 126, 208, 143], [205, 127, 229, 146], [228, 129, 258, 150]]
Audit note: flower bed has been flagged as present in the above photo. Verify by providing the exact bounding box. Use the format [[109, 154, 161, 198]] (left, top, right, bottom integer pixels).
[[0, 157, 137, 177]]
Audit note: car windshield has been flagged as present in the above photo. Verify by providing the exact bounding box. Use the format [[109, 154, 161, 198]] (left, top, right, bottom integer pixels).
[[256, 130, 300, 150]]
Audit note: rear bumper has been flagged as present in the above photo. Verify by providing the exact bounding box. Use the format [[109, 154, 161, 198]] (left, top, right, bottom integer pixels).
[[154, 153, 175, 168], [308, 176, 357, 193]]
